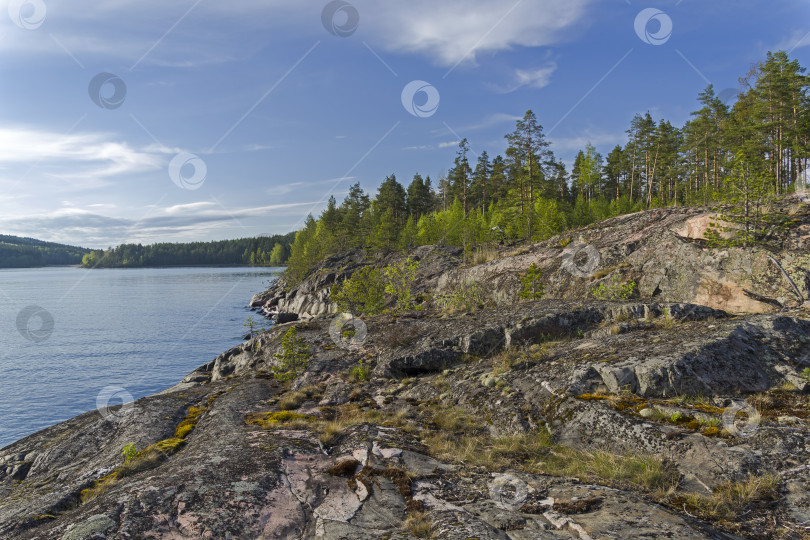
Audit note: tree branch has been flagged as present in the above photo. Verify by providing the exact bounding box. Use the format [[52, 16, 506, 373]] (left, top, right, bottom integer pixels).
[[766, 254, 804, 302]]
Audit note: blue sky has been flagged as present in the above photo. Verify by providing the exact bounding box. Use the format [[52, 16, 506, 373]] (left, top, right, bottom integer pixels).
[[0, 0, 808, 248]]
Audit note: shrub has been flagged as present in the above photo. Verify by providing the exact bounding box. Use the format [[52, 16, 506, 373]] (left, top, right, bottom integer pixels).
[[121, 443, 137, 463], [350, 359, 370, 382], [273, 327, 310, 381], [519, 263, 545, 300], [383, 257, 421, 313], [591, 275, 636, 300], [435, 280, 487, 312], [331, 266, 386, 316]]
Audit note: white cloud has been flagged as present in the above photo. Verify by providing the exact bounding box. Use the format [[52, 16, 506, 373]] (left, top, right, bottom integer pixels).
[[0, 126, 169, 190], [438, 141, 459, 148], [0, 200, 316, 247], [514, 64, 557, 89], [489, 62, 558, 93], [367, 1, 591, 67], [0, 0, 592, 68]]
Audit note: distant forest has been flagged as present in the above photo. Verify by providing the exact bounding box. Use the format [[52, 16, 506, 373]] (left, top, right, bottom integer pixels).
[[285, 51, 810, 284], [0, 235, 90, 268], [80, 232, 296, 268]]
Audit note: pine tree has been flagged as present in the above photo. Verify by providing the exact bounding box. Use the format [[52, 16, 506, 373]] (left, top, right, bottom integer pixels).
[[448, 139, 472, 214], [505, 110, 551, 239]]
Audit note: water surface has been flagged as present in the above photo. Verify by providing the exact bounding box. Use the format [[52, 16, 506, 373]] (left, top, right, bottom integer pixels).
[[0, 266, 280, 449]]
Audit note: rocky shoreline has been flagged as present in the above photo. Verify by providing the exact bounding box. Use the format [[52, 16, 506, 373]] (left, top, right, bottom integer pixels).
[[2, 200, 810, 539]]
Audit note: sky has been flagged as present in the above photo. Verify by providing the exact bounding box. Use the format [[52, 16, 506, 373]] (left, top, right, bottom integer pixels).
[[0, 0, 808, 248]]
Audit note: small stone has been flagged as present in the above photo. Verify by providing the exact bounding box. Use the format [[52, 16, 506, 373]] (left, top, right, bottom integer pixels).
[[639, 408, 656, 418], [777, 415, 800, 425]]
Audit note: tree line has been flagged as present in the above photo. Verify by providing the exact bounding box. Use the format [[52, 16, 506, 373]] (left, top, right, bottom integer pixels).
[[0, 235, 91, 268], [285, 50, 809, 284], [81, 233, 295, 268]]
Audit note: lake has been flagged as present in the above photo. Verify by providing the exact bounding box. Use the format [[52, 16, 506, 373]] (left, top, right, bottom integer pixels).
[[0, 266, 281, 449]]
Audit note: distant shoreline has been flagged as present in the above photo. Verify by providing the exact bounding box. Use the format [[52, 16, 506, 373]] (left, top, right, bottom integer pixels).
[[0, 264, 287, 270]]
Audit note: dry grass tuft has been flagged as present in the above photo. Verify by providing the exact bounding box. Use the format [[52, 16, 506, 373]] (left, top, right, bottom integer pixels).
[[675, 474, 780, 521], [404, 511, 436, 538]]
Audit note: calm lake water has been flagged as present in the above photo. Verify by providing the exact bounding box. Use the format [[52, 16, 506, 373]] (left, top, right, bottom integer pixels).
[[0, 266, 282, 449]]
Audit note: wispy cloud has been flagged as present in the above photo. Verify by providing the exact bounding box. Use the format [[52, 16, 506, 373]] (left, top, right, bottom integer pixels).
[[0, 201, 314, 247], [370, 0, 591, 67], [0, 126, 171, 190], [0, 1, 592, 69], [489, 63, 558, 93]]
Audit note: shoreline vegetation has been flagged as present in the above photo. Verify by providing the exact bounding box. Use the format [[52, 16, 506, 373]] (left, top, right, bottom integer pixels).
[[80, 232, 295, 268], [0, 232, 295, 269]]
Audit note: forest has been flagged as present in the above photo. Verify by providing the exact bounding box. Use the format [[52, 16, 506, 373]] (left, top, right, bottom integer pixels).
[[285, 51, 810, 284], [0, 235, 90, 268], [80, 233, 295, 268]]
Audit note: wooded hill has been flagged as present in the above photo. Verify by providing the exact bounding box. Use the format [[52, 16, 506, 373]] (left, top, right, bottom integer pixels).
[[0, 235, 90, 268], [285, 51, 810, 284], [80, 232, 296, 268]]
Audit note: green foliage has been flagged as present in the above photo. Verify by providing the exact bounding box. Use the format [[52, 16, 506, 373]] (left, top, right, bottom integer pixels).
[[435, 281, 487, 312], [282, 52, 810, 283], [80, 232, 295, 268], [591, 275, 636, 300], [273, 327, 310, 381], [383, 257, 421, 313], [0, 234, 90, 268], [350, 359, 370, 382], [802, 368, 810, 383], [243, 316, 265, 338], [121, 443, 137, 463], [519, 263, 545, 299], [331, 266, 386, 316]]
